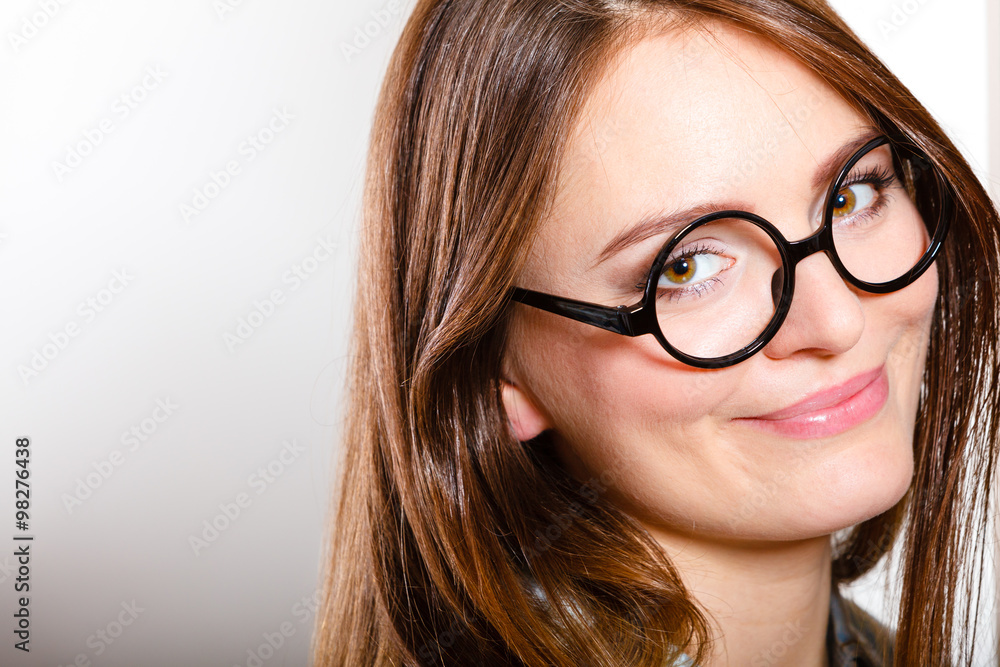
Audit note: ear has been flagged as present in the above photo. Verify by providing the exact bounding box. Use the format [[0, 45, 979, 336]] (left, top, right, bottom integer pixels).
[[500, 379, 552, 442]]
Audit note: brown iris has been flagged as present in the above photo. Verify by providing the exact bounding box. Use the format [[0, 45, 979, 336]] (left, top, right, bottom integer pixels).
[[664, 257, 696, 284], [832, 186, 856, 217]]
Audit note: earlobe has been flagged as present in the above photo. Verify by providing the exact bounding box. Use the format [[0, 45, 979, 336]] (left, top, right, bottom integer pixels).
[[501, 379, 551, 442]]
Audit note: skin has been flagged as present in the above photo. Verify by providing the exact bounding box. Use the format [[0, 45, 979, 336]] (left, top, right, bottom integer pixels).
[[501, 23, 937, 667]]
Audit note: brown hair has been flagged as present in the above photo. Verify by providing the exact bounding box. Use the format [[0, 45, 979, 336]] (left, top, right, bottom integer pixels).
[[315, 1, 1000, 665]]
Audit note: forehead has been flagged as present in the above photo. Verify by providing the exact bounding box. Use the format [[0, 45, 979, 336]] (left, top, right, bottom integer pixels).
[[528, 23, 869, 286]]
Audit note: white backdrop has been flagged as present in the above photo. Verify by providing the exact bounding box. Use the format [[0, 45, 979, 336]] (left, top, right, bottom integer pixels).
[[0, 1, 994, 665]]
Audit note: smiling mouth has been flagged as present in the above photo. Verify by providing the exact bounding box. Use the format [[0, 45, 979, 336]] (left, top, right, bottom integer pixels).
[[733, 365, 889, 439]]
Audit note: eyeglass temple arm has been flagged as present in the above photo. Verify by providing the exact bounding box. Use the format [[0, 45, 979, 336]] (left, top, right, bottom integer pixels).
[[508, 287, 643, 336]]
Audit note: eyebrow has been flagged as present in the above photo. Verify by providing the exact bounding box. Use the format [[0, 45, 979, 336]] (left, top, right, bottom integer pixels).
[[593, 127, 885, 266]]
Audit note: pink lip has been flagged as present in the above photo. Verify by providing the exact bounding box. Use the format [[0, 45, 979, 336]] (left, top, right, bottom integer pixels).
[[734, 365, 888, 439]]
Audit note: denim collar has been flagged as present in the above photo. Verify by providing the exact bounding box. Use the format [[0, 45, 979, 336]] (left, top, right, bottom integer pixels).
[[827, 583, 894, 666]]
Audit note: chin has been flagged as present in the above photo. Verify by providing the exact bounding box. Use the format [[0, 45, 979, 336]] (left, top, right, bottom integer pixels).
[[719, 408, 917, 543], [791, 423, 915, 539]]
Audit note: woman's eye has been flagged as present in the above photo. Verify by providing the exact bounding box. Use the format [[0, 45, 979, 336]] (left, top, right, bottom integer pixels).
[[658, 253, 728, 288], [831, 182, 877, 218]]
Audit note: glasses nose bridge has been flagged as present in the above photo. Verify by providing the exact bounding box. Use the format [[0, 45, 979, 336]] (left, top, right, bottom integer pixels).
[[785, 226, 835, 272], [778, 226, 861, 306]]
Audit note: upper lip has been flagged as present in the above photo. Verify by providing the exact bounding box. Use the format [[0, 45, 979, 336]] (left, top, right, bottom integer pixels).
[[744, 365, 885, 421]]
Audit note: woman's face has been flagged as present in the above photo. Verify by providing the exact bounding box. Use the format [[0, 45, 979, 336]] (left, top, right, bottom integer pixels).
[[502, 24, 938, 542]]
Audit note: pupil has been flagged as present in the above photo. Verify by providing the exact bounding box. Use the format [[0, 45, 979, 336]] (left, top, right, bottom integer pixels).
[[833, 187, 855, 215], [667, 258, 694, 283]]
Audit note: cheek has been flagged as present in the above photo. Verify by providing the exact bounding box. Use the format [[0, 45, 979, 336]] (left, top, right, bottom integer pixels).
[[882, 261, 938, 388], [515, 311, 738, 433], [508, 308, 747, 495]]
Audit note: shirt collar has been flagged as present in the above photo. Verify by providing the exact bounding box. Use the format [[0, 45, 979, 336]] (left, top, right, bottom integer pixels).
[[826, 583, 894, 667]]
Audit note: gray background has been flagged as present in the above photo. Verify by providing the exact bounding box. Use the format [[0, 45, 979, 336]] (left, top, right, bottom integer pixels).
[[0, 0, 995, 665]]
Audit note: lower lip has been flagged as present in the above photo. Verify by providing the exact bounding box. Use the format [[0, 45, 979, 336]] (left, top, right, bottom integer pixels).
[[735, 368, 889, 439]]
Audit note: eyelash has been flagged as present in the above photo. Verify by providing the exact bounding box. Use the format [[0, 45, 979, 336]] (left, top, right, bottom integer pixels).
[[658, 275, 724, 302], [843, 165, 896, 191], [835, 165, 897, 222], [633, 241, 721, 294]]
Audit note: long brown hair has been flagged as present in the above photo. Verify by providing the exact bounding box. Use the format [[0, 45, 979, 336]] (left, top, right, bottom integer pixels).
[[315, 1, 1000, 664]]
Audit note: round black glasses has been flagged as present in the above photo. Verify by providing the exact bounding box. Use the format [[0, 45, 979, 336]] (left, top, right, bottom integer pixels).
[[509, 134, 953, 368]]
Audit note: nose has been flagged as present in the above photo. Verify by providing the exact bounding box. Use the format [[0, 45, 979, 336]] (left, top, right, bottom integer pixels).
[[761, 250, 865, 360]]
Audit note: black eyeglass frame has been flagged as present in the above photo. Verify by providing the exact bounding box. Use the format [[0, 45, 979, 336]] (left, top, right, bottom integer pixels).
[[509, 135, 953, 369]]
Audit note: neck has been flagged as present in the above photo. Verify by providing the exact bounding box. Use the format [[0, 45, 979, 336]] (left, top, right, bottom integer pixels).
[[648, 526, 832, 667]]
